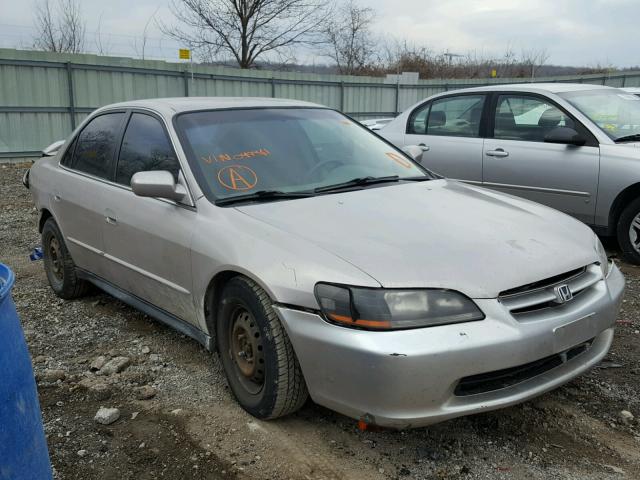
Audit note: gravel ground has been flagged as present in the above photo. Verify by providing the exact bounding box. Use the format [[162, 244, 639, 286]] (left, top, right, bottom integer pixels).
[[1, 161, 640, 480]]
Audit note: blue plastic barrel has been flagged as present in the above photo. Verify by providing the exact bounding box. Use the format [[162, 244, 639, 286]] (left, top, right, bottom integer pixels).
[[0, 264, 53, 480]]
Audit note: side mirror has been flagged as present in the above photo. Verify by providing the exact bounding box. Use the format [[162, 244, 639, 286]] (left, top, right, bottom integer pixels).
[[131, 171, 187, 203], [42, 140, 66, 157], [544, 127, 586, 146], [402, 145, 425, 163]]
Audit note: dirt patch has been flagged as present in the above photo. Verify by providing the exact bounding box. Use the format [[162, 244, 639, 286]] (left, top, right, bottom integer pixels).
[[1, 163, 639, 479]]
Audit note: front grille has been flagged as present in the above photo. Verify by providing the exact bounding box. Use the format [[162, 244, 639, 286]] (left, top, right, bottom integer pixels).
[[499, 264, 601, 317], [454, 339, 594, 396]]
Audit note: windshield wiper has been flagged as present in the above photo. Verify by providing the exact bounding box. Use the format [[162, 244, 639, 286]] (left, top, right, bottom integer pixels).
[[615, 133, 640, 143], [314, 175, 400, 193], [215, 190, 314, 206], [314, 175, 431, 193]]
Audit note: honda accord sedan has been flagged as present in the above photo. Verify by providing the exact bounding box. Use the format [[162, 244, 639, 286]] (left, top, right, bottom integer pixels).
[[381, 84, 640, 265], [26, 97, 624, 428]]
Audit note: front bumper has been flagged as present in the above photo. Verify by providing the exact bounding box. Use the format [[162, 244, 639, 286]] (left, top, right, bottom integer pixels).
[[275, 263, 625, 428]]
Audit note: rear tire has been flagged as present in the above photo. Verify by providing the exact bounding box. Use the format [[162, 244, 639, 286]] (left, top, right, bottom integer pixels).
[[216, 276, 308, 419], [42, 218, 90, 299], [617, 197, 640, 265]]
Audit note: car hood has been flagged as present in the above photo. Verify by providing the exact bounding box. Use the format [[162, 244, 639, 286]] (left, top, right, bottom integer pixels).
[[235, 180, 598, 298]]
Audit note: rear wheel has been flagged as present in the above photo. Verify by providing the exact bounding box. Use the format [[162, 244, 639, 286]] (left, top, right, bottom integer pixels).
[[42, 218, 90, 299], [216, 276, 308, 419], [617, 197, 640, 265]]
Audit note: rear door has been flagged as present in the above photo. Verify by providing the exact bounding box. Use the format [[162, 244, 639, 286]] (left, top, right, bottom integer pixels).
[[54, 112, 126, 278], [482, 93, 600, 224], [100, 111, 197, 324], [404, 93, 487, 182]]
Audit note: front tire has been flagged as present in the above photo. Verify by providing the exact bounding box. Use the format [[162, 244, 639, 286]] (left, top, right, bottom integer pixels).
[[617, 197, 640, 265], [42, 218, 90, 299], [216, 276, 308, 419]]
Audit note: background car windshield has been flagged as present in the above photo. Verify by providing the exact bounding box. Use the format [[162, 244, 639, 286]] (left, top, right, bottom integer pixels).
[[560, 90, 640, 140], [175, 108, 427, 200]]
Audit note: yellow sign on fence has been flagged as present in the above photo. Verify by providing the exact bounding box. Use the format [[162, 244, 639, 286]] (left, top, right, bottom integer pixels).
[[491, 69, 497, 78], [179, 49, 191, 60]]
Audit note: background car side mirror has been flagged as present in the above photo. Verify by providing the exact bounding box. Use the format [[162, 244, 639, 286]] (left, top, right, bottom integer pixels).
[[402, 145, 425, 163], [544, 126, 586, 146], [131, 170, 188, 203]]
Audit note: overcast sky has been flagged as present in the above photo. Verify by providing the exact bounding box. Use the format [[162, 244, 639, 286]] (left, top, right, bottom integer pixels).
[[0, 0, 637, 67]]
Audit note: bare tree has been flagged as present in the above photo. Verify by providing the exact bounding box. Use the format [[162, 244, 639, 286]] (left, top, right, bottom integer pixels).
[[521, 47, 550, 80], [33, 0, 86, 53], [162, 0, 331, 68], [94, 13, 111, 56], [134, 7, 161, 60], [323, 0, 376, 75]]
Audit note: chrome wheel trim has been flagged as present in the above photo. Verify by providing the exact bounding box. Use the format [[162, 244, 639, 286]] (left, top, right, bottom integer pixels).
[[629, 213, 640, 254]]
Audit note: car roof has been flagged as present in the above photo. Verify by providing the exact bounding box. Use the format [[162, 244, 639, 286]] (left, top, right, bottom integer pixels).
[[442, 83, 617, 95], [97, 97, 325, 115]]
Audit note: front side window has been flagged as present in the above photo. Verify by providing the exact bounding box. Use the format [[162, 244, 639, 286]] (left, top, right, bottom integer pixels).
[[116, 113, 180, 186], [72, 113, 125, 178], [175, 108, 429, 202], [494, 95, 575, 142], [560, 89, 640, 142], [423, 95, 485, 138]]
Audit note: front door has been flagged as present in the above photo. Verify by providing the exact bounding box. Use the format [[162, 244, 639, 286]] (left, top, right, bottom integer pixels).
[[100, 112, 197, 324], [482, 94, 600, 224]]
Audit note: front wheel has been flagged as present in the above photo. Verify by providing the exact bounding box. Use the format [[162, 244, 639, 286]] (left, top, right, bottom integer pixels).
[[216, 276, 308, 419], [616, 197, 640, 265]]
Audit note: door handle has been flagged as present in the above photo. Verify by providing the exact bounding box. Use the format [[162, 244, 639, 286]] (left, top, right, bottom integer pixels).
[[485, 148, 509, 158], [105, 216, 117, 225], [418, 143, 430, 152], [53, 194, 61, 202]]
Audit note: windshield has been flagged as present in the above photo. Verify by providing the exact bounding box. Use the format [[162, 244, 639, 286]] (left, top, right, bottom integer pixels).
[[175, 108, 429, 201], [559, 89, 640, 141]]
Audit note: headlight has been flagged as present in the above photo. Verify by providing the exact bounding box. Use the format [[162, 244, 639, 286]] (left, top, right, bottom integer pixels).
[[595, 236, 610, 277], [314, 283, 485, 331]]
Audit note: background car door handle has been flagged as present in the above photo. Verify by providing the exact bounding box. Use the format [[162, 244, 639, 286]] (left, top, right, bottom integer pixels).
[[53, 194, 61, 202], [485, 149, 509, 158], [418, 143, 430, 151], [105, 216, 117, 225]]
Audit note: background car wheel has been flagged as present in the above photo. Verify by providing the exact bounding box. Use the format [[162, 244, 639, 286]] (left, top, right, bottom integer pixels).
[[42, 218, 90, 299], [617, 197, 640, 265], [216, 276, 308, 419]]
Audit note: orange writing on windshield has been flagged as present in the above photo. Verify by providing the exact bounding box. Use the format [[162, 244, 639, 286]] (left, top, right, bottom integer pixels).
[[217, 165, 258, 191], [385, 152, 412, 169], [202, 148, 270, 164]]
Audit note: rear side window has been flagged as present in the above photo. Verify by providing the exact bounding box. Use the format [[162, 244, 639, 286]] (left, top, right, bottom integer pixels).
[[494, 95, 575, 142], [426, 95, 485, 137], [72, 113, 125, 178], [116, 113, 180, 186]]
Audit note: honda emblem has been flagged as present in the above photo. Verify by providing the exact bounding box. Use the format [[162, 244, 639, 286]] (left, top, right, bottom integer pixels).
[[554, 284, 573, 303]]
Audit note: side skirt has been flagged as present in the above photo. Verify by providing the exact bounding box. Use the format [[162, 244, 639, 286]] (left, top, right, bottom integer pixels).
[[77, 269, 212, 351]]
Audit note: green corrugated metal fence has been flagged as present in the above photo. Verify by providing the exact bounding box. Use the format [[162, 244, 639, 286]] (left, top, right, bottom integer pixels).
[[2, 47, 640, 157]]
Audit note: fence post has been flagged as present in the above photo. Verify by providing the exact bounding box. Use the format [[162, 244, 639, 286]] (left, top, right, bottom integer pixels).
[[394, 82, 400, 116], [339, 81, 345, 112], [183, 70, 189, 97], [622, 74, 627, 88], [66, 62, 76, 130], [271, 78, 276, 98]]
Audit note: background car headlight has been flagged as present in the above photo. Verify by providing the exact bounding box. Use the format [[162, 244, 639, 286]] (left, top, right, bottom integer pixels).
[[595, 236, 611, 277], [314, 283, 484, 331]]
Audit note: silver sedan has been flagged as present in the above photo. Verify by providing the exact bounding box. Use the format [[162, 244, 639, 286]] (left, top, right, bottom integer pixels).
[[381, 84, 640, 265], [26, 97, 624, 428]]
